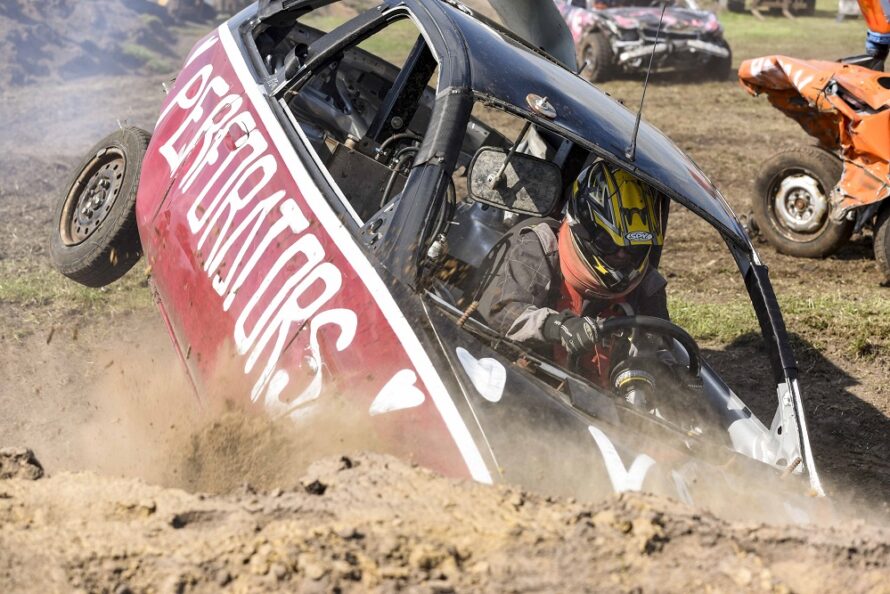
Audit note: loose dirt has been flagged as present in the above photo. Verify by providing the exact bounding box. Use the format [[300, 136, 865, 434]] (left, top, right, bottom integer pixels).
[[2, 451, 890, 594], [1, 2, 889, 592]]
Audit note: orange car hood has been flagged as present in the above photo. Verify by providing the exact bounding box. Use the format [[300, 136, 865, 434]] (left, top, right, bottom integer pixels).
[[739, 55, 890, 216]]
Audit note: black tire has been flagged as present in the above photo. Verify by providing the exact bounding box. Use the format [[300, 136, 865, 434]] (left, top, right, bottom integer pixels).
[[751, 146, 853, 258], [874, 205, 890, 282], [578, 31, 613, 84], [703, 39, 732, 81], [50, 127, 150, 287]]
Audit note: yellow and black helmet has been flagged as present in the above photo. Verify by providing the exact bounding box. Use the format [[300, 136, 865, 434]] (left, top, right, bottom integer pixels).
[[564, 161, 664, 294]]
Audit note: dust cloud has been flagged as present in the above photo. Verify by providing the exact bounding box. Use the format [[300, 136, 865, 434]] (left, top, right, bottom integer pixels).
[[54, 323, 388, 494]]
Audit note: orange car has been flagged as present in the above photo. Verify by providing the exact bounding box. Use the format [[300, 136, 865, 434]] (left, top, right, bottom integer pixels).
[[739, 56, 890, 280]]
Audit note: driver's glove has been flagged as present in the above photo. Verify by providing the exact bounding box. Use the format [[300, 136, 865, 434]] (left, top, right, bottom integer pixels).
[[543, 312, 599, 355]]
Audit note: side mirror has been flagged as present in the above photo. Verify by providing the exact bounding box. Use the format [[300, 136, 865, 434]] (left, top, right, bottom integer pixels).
[[467, 147, 562, 216]]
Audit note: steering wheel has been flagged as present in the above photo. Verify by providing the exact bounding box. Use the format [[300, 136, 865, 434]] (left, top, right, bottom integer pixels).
[[595, 315, 701, 378]]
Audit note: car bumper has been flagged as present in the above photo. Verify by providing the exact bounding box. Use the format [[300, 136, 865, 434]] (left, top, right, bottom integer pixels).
[[616, 39, 729, 65]]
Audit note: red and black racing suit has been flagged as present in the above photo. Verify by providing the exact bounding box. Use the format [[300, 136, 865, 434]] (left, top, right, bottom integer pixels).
[[476, 219, 669, 384]]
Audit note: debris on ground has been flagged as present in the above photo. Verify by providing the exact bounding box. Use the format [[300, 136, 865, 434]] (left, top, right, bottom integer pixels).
[[0, 447, 44, 480]]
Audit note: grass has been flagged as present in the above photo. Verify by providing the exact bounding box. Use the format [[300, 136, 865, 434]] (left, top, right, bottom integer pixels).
[[302, 14, 422, 66], [671, 293, 890, 360], [722, 13, 862, 63], [120, 42, 173, 74], [0, 262, 153, 319]]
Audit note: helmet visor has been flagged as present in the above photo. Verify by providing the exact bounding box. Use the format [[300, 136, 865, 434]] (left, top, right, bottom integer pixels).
[[577, 234, 651, 291]]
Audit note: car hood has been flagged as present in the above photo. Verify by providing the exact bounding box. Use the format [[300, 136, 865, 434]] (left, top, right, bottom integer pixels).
[[419, 299, 826, 521]]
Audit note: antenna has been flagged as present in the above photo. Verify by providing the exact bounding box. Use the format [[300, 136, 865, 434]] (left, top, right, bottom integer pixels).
[[626, 3, 667, 162]]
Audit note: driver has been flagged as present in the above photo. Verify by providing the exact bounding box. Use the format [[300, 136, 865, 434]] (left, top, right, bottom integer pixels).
[[476, 160, 668, 371], [859, 0, 890, 70]]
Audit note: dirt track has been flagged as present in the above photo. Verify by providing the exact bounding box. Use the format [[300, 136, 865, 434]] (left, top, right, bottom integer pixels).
[[1, 1, 890, 592], [2, 451, 890, 594]]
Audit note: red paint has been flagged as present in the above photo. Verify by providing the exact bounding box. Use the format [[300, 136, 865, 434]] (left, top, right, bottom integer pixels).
[[135, 31, 475, 480]]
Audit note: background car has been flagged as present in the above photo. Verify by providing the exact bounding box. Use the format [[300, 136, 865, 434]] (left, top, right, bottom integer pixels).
[[740, 55, 890, 281], [555, 0, 732, 82]]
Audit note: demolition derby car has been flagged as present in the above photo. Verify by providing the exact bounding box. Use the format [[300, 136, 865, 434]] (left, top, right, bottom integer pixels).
[[740, 56, 890, 281], [50, 0, 824, 519], [555, 0, 732, 82]]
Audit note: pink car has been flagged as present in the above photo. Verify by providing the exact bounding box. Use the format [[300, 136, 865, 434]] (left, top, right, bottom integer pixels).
[[555, 0, 731, 82]]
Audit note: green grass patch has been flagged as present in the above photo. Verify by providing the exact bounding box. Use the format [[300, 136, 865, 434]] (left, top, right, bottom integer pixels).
[[0, 262, 152, 315], [671, 292, 890, 360], [301, 14, 421, 66], [669, 298, 758, 343], [121, 42, 156, 66], [120, 43, 172, 74], [719, 0, 863, 62]]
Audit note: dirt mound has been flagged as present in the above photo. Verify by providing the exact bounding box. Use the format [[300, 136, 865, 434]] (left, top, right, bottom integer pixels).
[[0, 448, 43, 480], [0, 450, 888, 594], [0, 0, 178, 86]]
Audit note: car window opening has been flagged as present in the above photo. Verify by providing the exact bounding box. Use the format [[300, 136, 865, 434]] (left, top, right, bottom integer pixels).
[[266, 11, 440, 224]]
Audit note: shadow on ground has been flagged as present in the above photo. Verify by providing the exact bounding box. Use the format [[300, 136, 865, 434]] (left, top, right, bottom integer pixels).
[[827, 234, 875, 262], [704, 331, 890, 512]]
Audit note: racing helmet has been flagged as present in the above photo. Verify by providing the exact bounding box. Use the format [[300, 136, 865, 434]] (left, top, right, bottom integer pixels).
[[560, 160, 664, 297]]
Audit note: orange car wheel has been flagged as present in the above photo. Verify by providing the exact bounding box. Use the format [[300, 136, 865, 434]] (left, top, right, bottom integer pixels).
[[752, 147, 853, 258]]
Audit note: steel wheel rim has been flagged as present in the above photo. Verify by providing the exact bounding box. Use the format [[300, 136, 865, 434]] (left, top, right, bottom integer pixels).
[[769, 170, 830, 239], [60, 148, 126, 246]]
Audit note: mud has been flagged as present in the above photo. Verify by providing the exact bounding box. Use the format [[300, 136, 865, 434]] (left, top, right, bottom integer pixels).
[[0, 448, 43, 480], [1, 451, 889, 594]]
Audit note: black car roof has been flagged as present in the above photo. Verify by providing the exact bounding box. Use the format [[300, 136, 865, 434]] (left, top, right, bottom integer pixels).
[[259, 0, 748, 248], [428, 1, 748, 248]]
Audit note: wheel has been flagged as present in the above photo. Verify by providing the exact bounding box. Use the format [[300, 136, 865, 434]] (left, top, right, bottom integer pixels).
[[727, 0, 746, 12], [703, 39, 732, 81], [50, 127, 150, 287], [578, 31, 613, 84], [874, 205, 890, 282], [751, 146, 853, 258]]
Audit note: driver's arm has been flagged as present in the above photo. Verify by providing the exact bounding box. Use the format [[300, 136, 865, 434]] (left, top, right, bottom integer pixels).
[[477, 227, 559, 343]]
